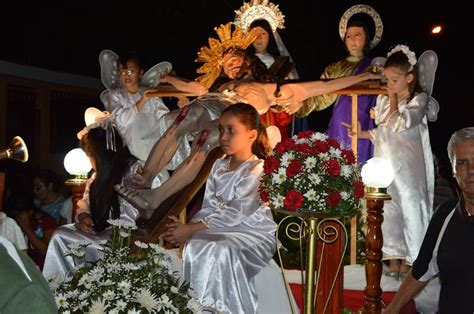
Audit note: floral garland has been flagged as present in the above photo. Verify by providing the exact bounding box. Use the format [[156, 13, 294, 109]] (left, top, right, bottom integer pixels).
[[259, 130, 364, 218], [48, 220, 203, 313], [387, 44, 417, 70]]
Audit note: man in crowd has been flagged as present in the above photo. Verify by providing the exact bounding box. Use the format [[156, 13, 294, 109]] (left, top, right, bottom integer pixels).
[[385, 126, 474, 313]]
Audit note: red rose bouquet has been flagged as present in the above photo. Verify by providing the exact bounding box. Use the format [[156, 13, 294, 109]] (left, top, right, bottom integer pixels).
[[259, 130, 364, 218]]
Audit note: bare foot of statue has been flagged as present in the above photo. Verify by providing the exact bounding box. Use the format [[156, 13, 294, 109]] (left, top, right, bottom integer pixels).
[[115, 185, 156, 219], [122, 173, 150, 189]]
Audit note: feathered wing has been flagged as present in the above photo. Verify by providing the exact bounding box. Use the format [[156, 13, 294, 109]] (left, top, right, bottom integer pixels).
[[417, 50, 439, 121], [141, 61, 173, 88]]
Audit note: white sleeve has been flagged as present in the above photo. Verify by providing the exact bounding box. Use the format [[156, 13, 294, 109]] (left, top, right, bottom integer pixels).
[[60, 197, 73, 224]]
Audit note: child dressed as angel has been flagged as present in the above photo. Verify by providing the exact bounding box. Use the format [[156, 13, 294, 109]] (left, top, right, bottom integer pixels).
[[356, 45, 439, 279]]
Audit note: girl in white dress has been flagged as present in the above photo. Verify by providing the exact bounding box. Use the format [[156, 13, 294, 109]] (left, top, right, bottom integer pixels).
[[357, 45, 438, 279], [42, 113, 161, 279], [161, 103, 276, 313]]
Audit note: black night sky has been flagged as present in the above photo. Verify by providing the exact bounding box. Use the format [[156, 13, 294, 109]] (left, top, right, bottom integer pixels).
[[1, 0, 472, 165]]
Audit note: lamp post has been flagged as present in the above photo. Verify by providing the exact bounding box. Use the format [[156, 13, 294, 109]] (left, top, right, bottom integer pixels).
[[64, 148, 92, 219], [361, 157, 394, 313]]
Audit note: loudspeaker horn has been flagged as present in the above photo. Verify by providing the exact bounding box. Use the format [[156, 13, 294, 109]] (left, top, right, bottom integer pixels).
[[0, 136, 29, 162]]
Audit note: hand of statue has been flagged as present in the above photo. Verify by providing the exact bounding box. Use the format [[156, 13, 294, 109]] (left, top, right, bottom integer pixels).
[[282, 101, 303, 115], [341, 121, 361, 138], [143, 89, 158, 100], [369, 107, 376, 120], [176, 96, 190, 108], [76, 213, 95, 234]]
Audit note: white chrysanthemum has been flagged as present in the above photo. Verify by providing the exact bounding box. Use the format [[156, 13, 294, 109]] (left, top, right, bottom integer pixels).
[[309, 173, 321, 185], [47, 272, 65, 291], [115, 300, 127, 311], [78, 273, 91, 287], [78, 291, 89, 300], [295, 137, 309, 144], [55, 293, 68, 309], [312, 132, 328, 141], [340, 164, 352, 178], [271, 195, 285, 209], [127, 309, 141, 314], [134, 288, 160, 312], [149, 243, 167, 254], [88, 267, 104, 281], [187, 298, 203, 313], [272, 168, 287, 185], [341, 191, 350, 200], [100, 279, 115, 286], [119, 230, 130, 238], [118, 280, 131, 291], [134, 241, 148, 249], [304, 156, 317, 169], [99, 239, 108, 246], [124, 263, 139, 271], [66, 289, 79, 299], [329, 147, 342, 158], [170, 286, 179, 293], [318, 152, 329, 160], [159, 294, 177, 312], [280, 152, 294, 167], [88, 297, 108, 314], [103, 290, 115, 300], [304, 189, 317, 201]]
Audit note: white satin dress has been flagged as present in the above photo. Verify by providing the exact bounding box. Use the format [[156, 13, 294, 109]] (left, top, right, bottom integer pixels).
[[106, 88, 171, 163], [183, 156, 277, 314], [373, 93, 434, 264], [42, 161, 164, 279]]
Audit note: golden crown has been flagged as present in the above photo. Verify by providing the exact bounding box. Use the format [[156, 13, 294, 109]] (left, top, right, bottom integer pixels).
[[234, 0, 285, 33], [195, 22, 257, 88]]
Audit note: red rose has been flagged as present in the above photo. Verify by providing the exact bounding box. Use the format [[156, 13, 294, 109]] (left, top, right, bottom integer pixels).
[[264, 155, 280, 174], [327, 138, 341, 149], [259, 185, 269, 202], [286, 159, 303, 177], [326, 191, 341, 207], [342, 149, 356, 164], [323, 159, 341, 176], [284, 189, 304, 210], [352, 181, 365, 199], [297, 130, 314, 139], [314, 140, 329, 153]]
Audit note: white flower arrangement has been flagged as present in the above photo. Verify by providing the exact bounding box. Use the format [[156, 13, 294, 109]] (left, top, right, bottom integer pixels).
[[48, 219, 203, 314], [387, 44, 417, 68]]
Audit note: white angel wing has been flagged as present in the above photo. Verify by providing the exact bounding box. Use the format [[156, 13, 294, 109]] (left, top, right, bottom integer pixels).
[[141, 61, 173, 88], [99, 50, 121, 90], [417, 50, 437, 97], [417, 50, 439, 122]]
